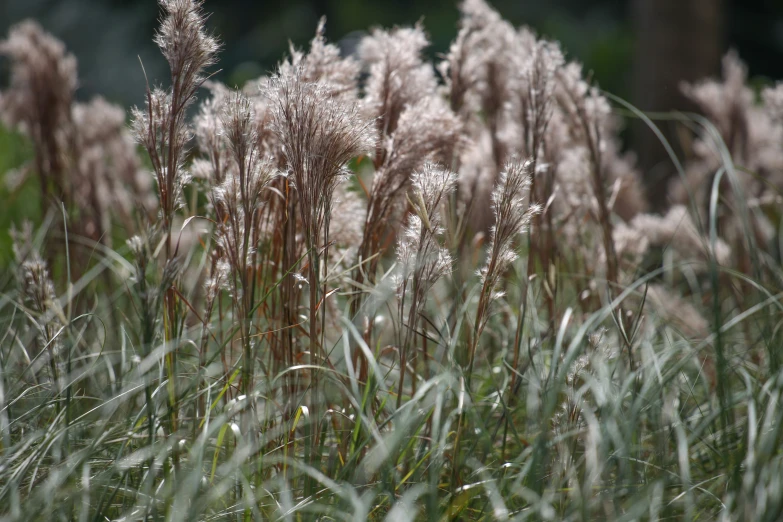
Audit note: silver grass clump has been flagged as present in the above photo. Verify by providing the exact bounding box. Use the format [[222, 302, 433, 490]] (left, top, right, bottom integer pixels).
[[439, 0, 517, 121], [674, 51, 783, 257], [0, 20, 76, 202], [478, 160, 539, 303], [469, 160, 539, 371], [360, 24, 438, 138], [266, 63, 374, 386], [360, 96, 463, 263], [207, 91, 278, 395], [395, 162, 456, 406], [266, 67, 374, 257], [560, 63, 646, 215], [281, 17, 360, 101], [554, 61, 646, 225], [131, 0, 220, 255]]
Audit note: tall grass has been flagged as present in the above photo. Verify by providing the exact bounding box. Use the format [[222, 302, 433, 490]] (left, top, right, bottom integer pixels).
[[2, 0, 783, 520]]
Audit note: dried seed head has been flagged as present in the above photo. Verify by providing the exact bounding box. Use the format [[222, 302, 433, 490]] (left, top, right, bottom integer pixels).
[[266, 66, 374, 246], [630, 206, 730, 266], [395, 163, 456, 292], [0, 20, 76, 135], [154, 0, 220, 103], [283, 17, 360, 101], [477, 160, 539, 313], [360, 24, 437, 134]]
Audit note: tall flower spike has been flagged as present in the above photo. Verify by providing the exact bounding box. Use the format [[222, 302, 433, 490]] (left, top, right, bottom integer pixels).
[[480, 160, 539, 298], [395, 162, 456, 408], [11, 223, 63, 373], [131, 0, 220, 255], [266, 67, 374, 252], [396, 163, 456, 288], [282, 17, 360, 101], [468, 160, 538, 374], [155, 0, 220, 106], [359, 24, 437, 138], [0, 20, 77, 202]]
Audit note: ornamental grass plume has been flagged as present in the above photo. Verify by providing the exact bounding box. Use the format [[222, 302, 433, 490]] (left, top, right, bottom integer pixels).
[[471, 160, 539, 372], [0, 21, 76, 204], [440, 0, 516, 128], [395, 162, 456, 407], [211, 90, 276, 398], [674, 51, 783, 260], [359, 24, 438, 142], [11, 223, 64, 391], [0, 22, 150, 248], [266, 62, 374, 454], [266, 67, 374, 296], [131, 0, 220, 257], [282, 17, 360, 100]]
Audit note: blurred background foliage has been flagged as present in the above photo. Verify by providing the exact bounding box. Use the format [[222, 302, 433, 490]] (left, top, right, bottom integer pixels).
[[0, 0, 782, 232], [1, 0, 781, 107]]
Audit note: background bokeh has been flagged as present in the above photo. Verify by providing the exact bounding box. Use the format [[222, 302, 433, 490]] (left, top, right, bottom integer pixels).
[[2, 0, 783, 202], [2, 0, 781, 104]]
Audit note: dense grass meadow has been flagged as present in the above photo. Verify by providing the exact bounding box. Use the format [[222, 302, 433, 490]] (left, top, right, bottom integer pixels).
[[3, 0, 783, 519]]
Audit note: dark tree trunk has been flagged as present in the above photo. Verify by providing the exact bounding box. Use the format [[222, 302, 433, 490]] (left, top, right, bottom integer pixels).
[[632, 0, 723, 210]]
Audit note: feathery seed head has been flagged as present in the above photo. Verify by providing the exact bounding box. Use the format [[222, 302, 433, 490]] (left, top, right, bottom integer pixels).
[[480, 160, 539, 291], [266, 66, 374, 244], [0, 20, 76, 133], [155, 0, 220, 100], [360, 24, 437, 134]]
